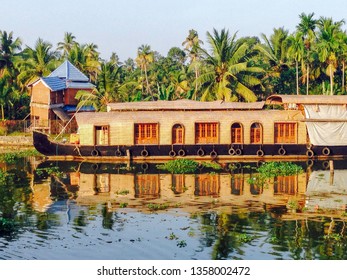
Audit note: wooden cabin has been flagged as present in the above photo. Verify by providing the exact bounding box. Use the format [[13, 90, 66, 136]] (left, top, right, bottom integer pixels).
[[266, 94, 347, 147], [28, 60, 95, 134], [74, 99, 307, 147]]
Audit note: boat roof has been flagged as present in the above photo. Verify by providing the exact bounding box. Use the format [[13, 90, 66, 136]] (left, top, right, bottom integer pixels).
[[75, 109, 298, 126], [266, 94, 347, 105], [107, 99, 265, 112]]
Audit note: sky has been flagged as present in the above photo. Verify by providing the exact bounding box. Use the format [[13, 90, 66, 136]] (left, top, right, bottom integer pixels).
[[1, 0, 347, 62]]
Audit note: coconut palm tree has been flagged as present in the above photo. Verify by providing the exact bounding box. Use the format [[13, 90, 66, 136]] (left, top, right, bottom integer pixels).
[[255, 27, 292, 94], [135, 44, 154, 99], [337, 31, 347, 93], [15, 38, 58, 86], [182, 29, 203, 99], [196, 28, 263, 102], [287, 32, 305, 95], [57, 32, 77, 58], [316, 17, 345, 95], [67, 43, 100, 82], [296, 12, 317, 95], [0, 30, 22, 80]]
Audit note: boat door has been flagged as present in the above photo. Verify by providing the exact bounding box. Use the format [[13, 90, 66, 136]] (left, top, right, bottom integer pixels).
[[94, 125, 109, 145]]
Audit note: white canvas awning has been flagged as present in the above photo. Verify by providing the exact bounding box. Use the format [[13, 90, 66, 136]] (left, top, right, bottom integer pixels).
[[304, 104, 347, 146]]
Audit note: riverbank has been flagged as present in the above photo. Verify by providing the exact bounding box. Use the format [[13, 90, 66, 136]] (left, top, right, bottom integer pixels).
[[0, 135, 33, 147]]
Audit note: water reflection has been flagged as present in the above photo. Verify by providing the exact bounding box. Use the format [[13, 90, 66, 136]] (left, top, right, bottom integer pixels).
[[1, 158, 347, 259]]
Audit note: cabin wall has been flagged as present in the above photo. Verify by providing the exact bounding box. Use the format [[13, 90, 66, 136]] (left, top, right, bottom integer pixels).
[[50, 90, 64, 104], [64, 88, 92, 105], [31, 82, 50, 104], [76, 109, 307, 146]]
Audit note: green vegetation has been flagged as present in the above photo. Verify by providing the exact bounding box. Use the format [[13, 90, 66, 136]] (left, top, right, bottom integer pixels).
[[248, 161, 303, 186], [157, 159, 223, 173], [2, 13, 347, 121], [147, 203, 170, 211], [0, 149, 41, 164], [157, 159, 199, 173]]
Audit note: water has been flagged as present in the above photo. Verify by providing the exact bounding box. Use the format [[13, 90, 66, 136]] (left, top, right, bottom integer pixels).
[[1, 158, 347, 260]]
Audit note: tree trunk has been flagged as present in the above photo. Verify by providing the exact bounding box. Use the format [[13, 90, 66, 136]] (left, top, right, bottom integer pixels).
[[1, 104, 4, 121], [342, 61, 345, 93], [144, 65, 153, 100], [330, 64, 334, 95], [306, 63, 309, 95], [296, 60, 299, 95]]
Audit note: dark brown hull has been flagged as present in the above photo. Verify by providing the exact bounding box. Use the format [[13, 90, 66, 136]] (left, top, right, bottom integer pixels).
[[33, 130, 347, 160]]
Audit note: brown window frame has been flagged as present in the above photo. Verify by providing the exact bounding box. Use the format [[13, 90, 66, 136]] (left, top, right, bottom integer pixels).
[[231, 122, 243, 144], [134, 123, 159, 145], [195, 122, 219, 144], [172, 124, 184, 144], [194, 174, 220, 197], [274, 122, 297, 144], [274, 175, 298, 195], [135, 174, 160, 198], [250, 122, 263, 144], [94, 125, 109, 145]]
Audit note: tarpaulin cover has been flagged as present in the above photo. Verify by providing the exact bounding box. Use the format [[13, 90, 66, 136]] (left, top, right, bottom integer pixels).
[[304, 104, 347, 146]]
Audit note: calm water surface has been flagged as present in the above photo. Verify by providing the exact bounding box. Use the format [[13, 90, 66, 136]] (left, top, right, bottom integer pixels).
[[1, 158, 347, 260]]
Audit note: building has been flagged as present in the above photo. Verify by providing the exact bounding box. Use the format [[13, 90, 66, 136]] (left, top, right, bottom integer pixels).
[[28, 60, 95, 134]]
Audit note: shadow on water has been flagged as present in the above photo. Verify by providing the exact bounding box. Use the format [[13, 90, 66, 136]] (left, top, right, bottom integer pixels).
[[1, 157, 347, 260]]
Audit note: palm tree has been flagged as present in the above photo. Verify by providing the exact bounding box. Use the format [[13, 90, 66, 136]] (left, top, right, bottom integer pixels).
[[135, 44, 154, 99], [255, 27, 291, 94], [197, 28, 263, 102], [97, 59, 124, 101], [337, 31, 347, 93], [57, 32, 77, 58], [287, 32, 305, 95], [67, 43, 100, 82], [15, 38, 58, 86], [316, 17, 345, 95], [0, 30, 22, 80], [182, 29, 203, 99], [296, 12, 317, 95]]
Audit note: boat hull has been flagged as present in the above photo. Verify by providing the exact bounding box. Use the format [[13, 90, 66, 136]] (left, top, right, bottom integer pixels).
[[33, 130, 347, 161]]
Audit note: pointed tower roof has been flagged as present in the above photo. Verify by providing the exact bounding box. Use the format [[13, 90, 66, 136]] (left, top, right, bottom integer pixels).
[[48, 60, 89, 82]]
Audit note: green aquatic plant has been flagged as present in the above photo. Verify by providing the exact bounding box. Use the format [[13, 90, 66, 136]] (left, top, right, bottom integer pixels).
[[147, 203, 170, 211], [200, 161, 223, 170], [119, 202, 128, 208], [156, 159, 199, 174], [248, 161, 303, 186], [0, 149, 41, 164]]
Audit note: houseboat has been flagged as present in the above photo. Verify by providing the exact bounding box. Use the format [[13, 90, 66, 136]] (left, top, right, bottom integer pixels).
[[32, 94, 347, 161]]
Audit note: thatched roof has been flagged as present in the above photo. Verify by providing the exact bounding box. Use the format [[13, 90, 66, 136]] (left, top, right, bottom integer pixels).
[[266, 94, 347, 105], [107, 99, 265, 112]]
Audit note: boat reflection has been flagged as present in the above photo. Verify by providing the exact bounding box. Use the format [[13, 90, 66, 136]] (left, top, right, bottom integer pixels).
[[30, 160, 347, 219]]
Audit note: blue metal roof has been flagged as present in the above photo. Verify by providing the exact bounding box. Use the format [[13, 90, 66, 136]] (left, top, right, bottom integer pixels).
[[63, 105, 95, 112], [41, 77, 66, 91], [66, 81, 95, 89], [48, 60, 90, 82]]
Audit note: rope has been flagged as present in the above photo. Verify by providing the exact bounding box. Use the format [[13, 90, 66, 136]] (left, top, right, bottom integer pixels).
[[53, 93, 92, 141]]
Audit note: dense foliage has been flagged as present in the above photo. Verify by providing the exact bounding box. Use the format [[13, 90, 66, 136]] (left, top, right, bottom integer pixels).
[[1, 13, 347, 119]]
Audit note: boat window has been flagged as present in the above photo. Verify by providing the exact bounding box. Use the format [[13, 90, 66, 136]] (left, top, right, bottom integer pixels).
[[231, 123, 243, 144], [250, 122, 263, 144], [135, 174, 160, 198], [195, 122, 219, 144], [231, 174, 244, 195], [194, 174, 220, 197], [274, 122, 297, 144], [134, 123, 159, 145], [94, 125, 109, 145], [172, 174, 186, 194], [172, 124, 184, 144], [274, 175, 297, 195]]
